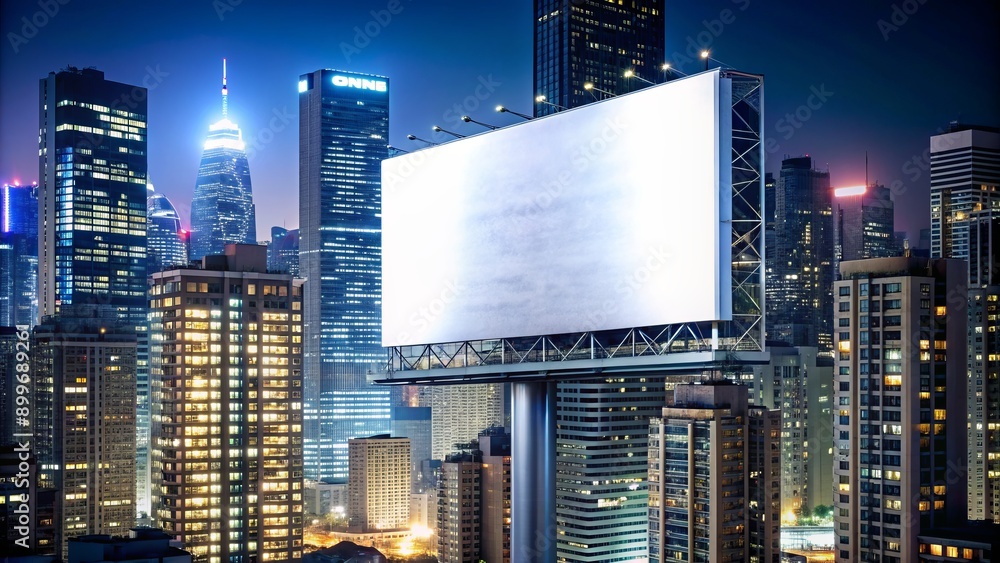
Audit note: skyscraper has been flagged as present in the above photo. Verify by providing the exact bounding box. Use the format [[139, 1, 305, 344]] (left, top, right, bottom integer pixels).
[[146, 183, 188, 273], [768, 155, 833, 352], [531, 3, 671, 560], [299, 69, 389, 481], [38, 67, 148, 324], [267, 226, 299, 276], [189, 60, 256, 262], [32, 319, 137, 559], [929, 124, 1000, 522], [647, 382, 780, 563], [38, 66, 150, 518], [150, 244, 303, 563], [391, 406, 433, 493], [0, 181, 38, 327], [833, 257, 968, 562], [533, 0, 665, 116]]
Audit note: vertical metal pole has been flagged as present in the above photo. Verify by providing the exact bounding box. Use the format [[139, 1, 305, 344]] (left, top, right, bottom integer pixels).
[[511, 381, 557, 562]]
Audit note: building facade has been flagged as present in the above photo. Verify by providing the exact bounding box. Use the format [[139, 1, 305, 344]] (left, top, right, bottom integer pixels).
[[267, 226, 299, 276], [299, 69, 390, 481], [189, 61, 256, 262], [768, 156, 833, 352], [754, 344, 833, 520], [0, 182, 39, 328], [150, 244, 303, 563], [833, 257, 968, 562], [417, 384, 504, 462], [147, 183, 188, 273], [347, 436, 410, 533], [39, 67, 150, 517], [833, 182, 899, 278], [436, 430, 511, 563], [647, 382, 779, 563], [32, 320, 137, 559], [533, 0, 665, 116], [928, 124, 1000, 522], [391, 406, 433, 493]]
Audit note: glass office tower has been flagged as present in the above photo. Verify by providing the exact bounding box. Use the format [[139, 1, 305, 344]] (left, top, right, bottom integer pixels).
[[189, 60, 256, 262], [0, 182, 39, 327], [146, 183, 187, 273], [299, 69, 390, 480], [38, 66, 149, 515], [534, 0, 665, 117]]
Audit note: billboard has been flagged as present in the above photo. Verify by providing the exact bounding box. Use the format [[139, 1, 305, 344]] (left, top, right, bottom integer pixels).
[[382, 69, 732, 347]]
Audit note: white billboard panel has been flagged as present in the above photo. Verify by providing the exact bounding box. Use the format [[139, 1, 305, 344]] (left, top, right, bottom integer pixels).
[[382, 70, 731, 347]]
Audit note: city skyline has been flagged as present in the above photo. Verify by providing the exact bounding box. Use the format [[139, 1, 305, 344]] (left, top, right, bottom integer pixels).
[[0, 1, 997, 242]]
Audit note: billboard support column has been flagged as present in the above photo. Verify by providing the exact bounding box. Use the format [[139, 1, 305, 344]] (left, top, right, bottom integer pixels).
[[511, 380, 557, 562]]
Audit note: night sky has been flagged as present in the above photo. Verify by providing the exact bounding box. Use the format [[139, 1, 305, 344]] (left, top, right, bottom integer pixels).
[[1, 0, 997, 241]]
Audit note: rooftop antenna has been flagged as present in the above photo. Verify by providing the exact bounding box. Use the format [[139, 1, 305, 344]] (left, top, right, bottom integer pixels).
[[222, 58, 228, 119], [865, 150, 869, 187]]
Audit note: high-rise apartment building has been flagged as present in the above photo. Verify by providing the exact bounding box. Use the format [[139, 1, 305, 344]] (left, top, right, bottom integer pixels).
[[150, 244, 303, 563], [833, 257, 968, 562], [436, 430, 511, 563], [32, 319, 137, 559], [768, 155, 833, 352], [834, 182, 899, 278], [189, 61, 256, 262], [0, 182, 38, 327], [267, 226, 299, 276], [39, 67, 150, 516], [147, 183, 188, 273], [299, 69, 390, 481], [753, 344, 833, 521], [347, 435, 410, 533], [417, 384, 504, 461], [533, 0, 664, 116], [929, 124, 1000, 522], [647, 382, 780, 563]]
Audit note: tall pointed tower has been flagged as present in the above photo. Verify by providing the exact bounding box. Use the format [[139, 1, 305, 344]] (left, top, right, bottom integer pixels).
[[190, 59, 256, 261]]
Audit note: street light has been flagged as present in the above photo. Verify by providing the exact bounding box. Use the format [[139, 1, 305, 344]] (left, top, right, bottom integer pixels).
[[495, 105, 532, 120], [432, 125, 465, 138], [700, 49, 731, 70], [387, 144, 409, 154], [461, 115, 498, 130], [534, 94, 568, 111], [583, 82, 616, 99], [624, 69, 655, 86], [406, 134, 438, 146], [661, 63, 688, 77]]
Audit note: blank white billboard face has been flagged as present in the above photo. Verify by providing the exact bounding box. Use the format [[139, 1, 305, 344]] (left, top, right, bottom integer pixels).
[[382, 70, 731, 347]]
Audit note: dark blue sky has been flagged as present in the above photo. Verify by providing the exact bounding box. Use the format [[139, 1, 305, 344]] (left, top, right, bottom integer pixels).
[[2, 0, 997, 240]]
